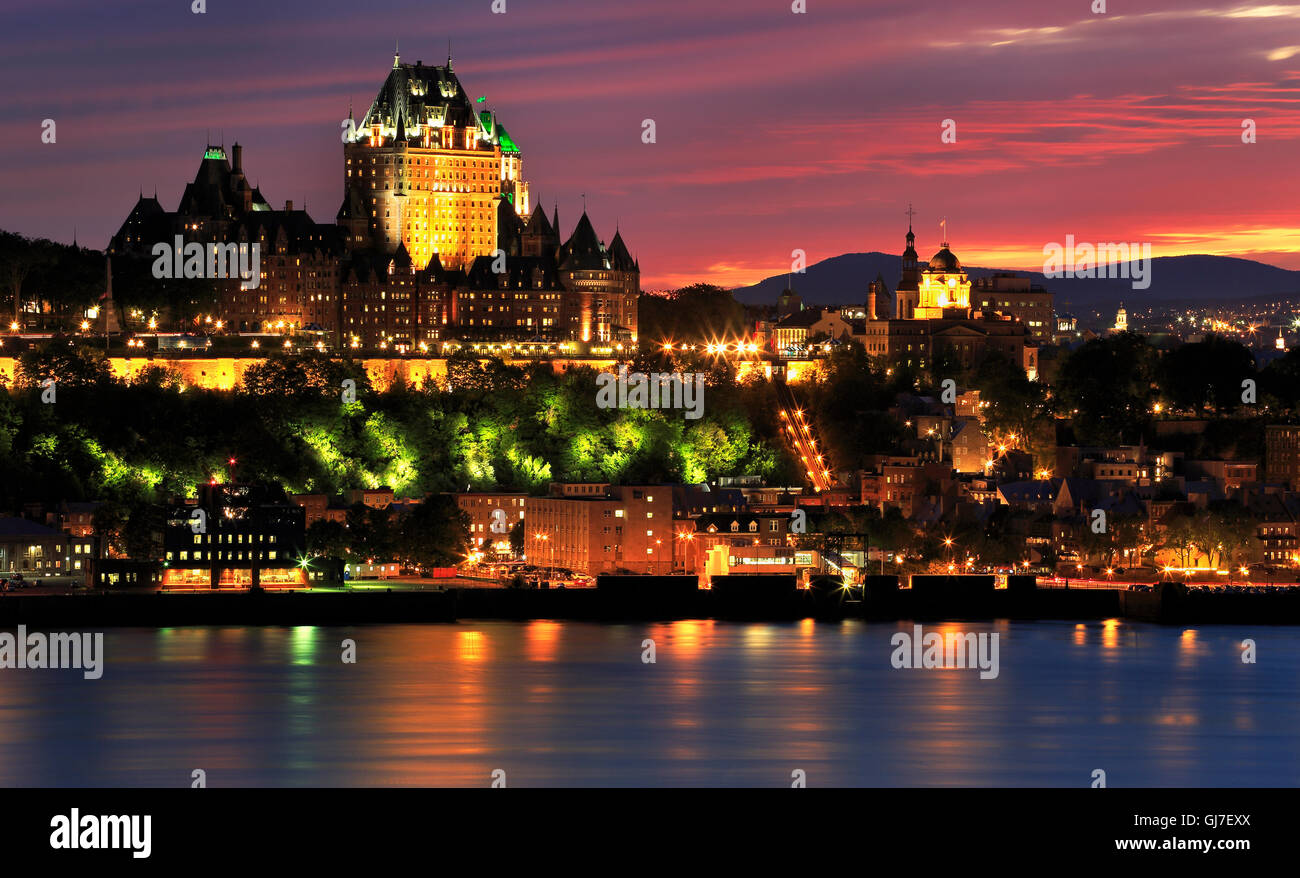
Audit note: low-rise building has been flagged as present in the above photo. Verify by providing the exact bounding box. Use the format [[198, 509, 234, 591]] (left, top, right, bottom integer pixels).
[[523, 484, 674, 575], [163, 483, 307, 589]]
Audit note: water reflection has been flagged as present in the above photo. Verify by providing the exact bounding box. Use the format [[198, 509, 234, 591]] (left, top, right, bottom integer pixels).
[[0, 620, 1294, 787]]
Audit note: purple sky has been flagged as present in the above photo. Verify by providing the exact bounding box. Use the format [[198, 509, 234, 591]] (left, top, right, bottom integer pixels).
[[2, 0, 1298, 290]]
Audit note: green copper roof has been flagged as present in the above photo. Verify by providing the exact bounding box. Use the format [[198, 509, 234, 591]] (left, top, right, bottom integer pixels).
[[203, 147, 227, 160], [496, 123, 519, 154], [477, 109, 518, 153]]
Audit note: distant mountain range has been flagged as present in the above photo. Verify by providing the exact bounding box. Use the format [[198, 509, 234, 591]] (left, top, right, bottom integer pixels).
[[731, 253, 1300, 312]]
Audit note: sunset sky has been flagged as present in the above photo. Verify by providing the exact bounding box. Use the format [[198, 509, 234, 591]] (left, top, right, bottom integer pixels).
[[1, 0, 1298, 290]]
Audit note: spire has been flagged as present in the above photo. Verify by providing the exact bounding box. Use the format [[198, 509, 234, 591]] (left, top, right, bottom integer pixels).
[[447, 39, 453, 68], [394, 41, 400, 68], [553, 203, 560, 236]]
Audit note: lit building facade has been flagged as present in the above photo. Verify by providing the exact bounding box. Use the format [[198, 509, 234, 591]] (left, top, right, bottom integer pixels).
[[973, 273, 1055, 344], [338, 51, 529, 272], [108, 143, 345, 333], [453, 492, 528, 555], [1266, 425, 1300, 487], [108, 51, 637, 347], [858, 222, 1040, 378], [163, 483, 307, 589], [523, 484, 673, 575]]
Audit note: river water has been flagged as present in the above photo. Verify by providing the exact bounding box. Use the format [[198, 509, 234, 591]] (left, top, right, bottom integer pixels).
[[0, 619, 1294, 786]]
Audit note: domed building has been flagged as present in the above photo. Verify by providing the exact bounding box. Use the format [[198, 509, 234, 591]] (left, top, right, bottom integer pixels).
[[857, 217, 1042, 380], [915, 239, 972, 319]]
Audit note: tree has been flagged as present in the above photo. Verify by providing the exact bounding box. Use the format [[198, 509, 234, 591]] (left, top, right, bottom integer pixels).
[[971, 349, 1054, 467], [1161, 511, 1200, 568], [509, 518, 525, 557], [306, 518, 349, 561], [1056, 333, 1159, 445], [241, 352, 368, 399], [637, 284, 745, 345], [122, 501, 165, 561], [345, 503, 393, 562], [1159, 335, 1255, 415], [1261, 347, 1300, 412], [394, 495, 470, 570], [25, 242, 104, 328], [16, 342, 113, 390], [92, 502, 128, 558], [0, 230, 54, 322]]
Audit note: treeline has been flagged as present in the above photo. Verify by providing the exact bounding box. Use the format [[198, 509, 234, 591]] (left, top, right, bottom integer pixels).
[[0, 345, 798, 513], [0, 229, 221, 329]]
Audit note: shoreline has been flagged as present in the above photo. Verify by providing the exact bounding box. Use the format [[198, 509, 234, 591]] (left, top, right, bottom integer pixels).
[[1, 582, 1299, 626]]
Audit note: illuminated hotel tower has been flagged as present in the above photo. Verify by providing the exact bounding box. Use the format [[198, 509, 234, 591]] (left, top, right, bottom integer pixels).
[[339, 49, 531, 271]]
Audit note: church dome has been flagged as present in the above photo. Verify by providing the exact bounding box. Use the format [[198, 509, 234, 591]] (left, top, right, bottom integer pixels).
[[928, 247, 961, 271]]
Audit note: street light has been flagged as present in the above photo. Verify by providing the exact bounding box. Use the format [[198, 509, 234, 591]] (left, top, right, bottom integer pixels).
[[534, 533, 552, 585]]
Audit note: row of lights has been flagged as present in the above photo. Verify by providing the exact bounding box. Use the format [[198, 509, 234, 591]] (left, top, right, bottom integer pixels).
[[780, 408, 832, 491], [660, 340, 761, 355]]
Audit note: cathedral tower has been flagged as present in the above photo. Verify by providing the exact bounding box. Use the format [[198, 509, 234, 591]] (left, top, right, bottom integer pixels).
[[897, 217, 920, 319]]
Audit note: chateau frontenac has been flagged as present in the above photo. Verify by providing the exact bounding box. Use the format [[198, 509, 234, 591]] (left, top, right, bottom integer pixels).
[[108, 49, 639, 350]]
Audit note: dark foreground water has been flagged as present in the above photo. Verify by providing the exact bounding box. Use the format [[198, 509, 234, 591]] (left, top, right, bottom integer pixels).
[[0, 619, 1296, 786]]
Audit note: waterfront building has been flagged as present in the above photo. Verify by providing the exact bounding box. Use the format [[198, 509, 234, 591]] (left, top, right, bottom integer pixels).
[[290, 494, 350, 527], [163, 483, 307, 589], [452, 492, 528, 555], [0, 518, 68, 577], [523, 484, 674, 575]]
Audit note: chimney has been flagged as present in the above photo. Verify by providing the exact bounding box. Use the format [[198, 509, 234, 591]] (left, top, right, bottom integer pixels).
[[285, 200, 294, 212], [867, 286, 876, 321], [232, 142, 243, 173]]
